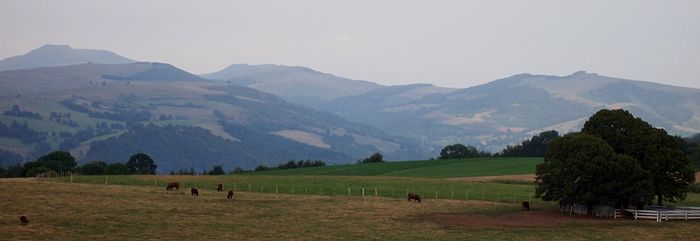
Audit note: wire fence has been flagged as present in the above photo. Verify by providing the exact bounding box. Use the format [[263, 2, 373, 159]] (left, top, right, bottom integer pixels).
[[39, 172, 538, 204]]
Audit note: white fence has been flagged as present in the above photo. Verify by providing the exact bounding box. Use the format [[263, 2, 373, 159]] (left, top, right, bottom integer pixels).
[[618, 209, 700, 222]]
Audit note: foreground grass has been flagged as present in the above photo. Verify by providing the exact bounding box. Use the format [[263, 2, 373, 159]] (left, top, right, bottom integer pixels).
[[247, 157, 542, 178], [2, 179, 700, 241]]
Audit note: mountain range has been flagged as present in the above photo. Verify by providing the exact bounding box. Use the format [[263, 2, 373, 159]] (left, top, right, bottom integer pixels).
[[1, 45, 699, 171]]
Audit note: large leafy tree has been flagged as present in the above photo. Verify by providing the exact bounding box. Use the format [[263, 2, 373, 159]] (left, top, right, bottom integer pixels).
[[536, 133, 653, 212], [126, 153, 157, 174], [581, 109, 695, 205]]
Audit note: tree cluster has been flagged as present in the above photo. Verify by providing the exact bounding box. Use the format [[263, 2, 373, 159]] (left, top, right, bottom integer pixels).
[[252, 159, 327, 172], [498, 130, 560, 157], [0, 151, 157, 177], [358, 152, 384, 164], [536, 109, 695, 212], [439, 144, 490, 159]]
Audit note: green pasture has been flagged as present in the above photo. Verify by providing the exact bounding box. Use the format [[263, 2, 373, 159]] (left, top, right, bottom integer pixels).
[[246, 157, 542, 178]]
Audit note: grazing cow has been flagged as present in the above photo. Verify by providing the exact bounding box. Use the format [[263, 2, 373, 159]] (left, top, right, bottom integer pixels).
[[166, 182, 180, 191], [227, 190, 234, 200], [407, 193, 421, 203], [217, 183, 224, 192], [191, 188, 199, 197], [522, 201, 531, 211], [19, 216, 28, 225]]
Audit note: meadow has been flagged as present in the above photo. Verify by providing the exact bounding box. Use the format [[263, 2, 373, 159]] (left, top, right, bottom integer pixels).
[[2, 178, 700, 241], [3, 158, 700, 240]]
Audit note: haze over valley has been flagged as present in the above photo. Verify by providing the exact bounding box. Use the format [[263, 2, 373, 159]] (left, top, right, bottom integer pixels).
[[1, 44, 699, 172]]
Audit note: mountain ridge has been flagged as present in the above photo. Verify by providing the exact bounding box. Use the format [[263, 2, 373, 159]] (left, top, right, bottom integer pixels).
[[0, 44, 136, 71]]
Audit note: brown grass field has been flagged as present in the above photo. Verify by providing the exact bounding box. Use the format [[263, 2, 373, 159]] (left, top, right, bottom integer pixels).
[[1, 178, 699, 241]]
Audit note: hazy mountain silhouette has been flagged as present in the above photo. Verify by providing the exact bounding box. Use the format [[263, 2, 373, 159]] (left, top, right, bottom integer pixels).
[[0, 44, 136, 71], [202, 64, 384, 107]]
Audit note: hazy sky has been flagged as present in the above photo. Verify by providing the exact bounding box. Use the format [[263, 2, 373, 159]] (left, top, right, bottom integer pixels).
[[1, 0, 699, 88]]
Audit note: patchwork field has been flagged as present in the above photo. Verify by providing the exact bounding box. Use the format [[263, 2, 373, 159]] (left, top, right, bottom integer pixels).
[[2, 178, 700, 241]]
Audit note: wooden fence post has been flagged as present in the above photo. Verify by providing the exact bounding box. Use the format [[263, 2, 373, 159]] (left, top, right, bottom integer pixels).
[[362, 188, 365, 197], [374, 188, 377, 197], [347, 187, 350, 196], [248, 184, 251, 191], [234, 183, 237, 191], [276, 185, 279, 194], [435, 191, 438, 199], [451, 191, 454, 199]]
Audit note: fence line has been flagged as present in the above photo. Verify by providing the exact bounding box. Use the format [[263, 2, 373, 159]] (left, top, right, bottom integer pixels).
[[45, 174, 539, 203]]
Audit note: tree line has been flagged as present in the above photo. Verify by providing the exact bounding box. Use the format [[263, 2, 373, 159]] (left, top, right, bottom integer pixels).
[[0, 151, 157, 178]]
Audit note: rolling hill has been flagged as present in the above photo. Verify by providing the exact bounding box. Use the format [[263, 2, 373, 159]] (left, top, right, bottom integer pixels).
[[202, 64, 386, 108], [315, 71, 700, 152], [0, 62, 429, 172], [209, 65, 700, 152], [0, 44, 136, 71]]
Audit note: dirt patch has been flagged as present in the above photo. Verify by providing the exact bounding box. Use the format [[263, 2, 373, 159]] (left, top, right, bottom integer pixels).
[[444, 174, 536, 182], [428, 209, 621, 229]]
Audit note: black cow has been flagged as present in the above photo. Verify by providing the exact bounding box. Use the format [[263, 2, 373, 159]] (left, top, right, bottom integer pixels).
[[191, 188, 199, 197], [227, 190, 234, 200], [407, 193, 421, 203], [19, 216, 28, 225], [522, 201, 531, 210], [217, 183, 224, 192]]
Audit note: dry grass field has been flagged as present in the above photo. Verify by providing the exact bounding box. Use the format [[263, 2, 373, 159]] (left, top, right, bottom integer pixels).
[[2, 178, 700, 240]]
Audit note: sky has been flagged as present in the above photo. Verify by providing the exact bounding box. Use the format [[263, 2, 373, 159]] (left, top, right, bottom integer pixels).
[[0, 0, 699, 89]]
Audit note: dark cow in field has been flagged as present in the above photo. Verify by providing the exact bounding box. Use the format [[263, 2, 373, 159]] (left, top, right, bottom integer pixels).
[[191, 188, 199, 197], [166, 182, 180, 191], [227, 190, 234, 200], [407, 193, 421, 203], [19, 216, 28, 225], [217, 183, 224, 192], [522, 201, 531, 210]]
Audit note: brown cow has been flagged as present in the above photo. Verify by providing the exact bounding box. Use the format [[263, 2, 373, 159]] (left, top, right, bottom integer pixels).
[[19, 216, 28, 225], [227, 190, 234, 200], [217, 183, 224, 192], [407, 193, 421, 203], [166, 182, 180, 191], [191, 188, 199, 197], [522, 201, 531, 210]]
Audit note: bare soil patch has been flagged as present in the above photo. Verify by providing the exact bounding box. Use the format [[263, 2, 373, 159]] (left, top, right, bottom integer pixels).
[[428, 209, 622, 229]]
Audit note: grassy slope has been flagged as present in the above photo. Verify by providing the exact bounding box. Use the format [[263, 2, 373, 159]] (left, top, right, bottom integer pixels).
[[2, 179, 699, 241], [245, 157, 542, 178]]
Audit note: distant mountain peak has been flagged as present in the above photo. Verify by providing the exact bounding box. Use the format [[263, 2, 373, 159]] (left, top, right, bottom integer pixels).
[[0, 44, 136, 72]]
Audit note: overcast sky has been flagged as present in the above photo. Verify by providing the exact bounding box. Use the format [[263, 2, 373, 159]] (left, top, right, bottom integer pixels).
[[1, 0, 699, 88]]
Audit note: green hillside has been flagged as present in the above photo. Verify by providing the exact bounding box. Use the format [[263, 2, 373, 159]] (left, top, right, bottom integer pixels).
[[245, 157, 542, 178]]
